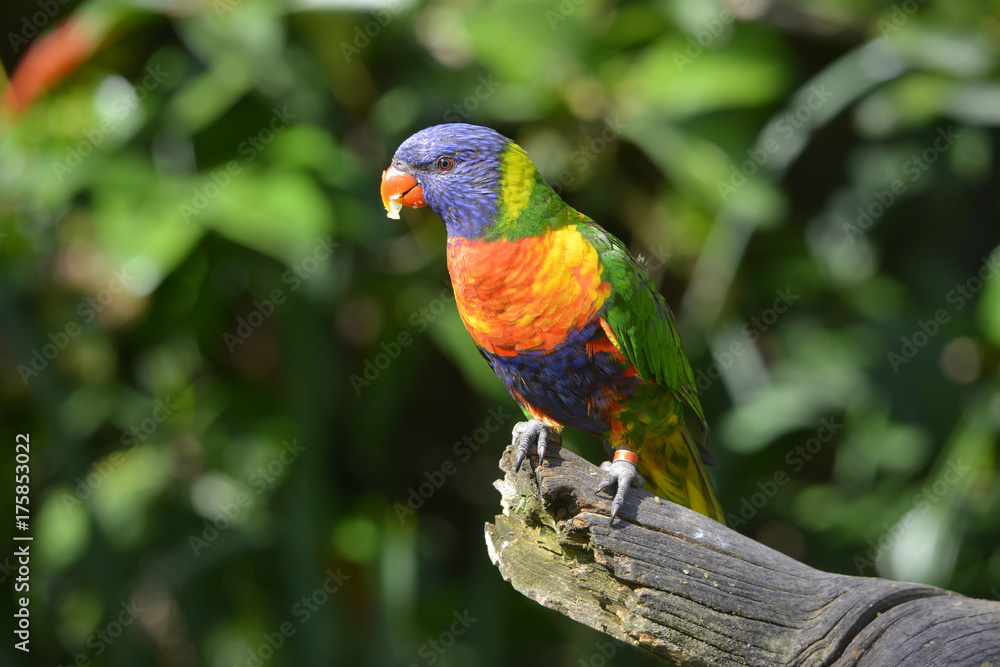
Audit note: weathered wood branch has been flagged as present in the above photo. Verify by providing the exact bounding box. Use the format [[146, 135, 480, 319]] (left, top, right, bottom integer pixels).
[[484, 444, 1000, 666]]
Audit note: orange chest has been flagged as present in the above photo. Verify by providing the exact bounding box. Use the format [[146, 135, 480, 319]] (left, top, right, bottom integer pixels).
[[445, 227, 611, 357]]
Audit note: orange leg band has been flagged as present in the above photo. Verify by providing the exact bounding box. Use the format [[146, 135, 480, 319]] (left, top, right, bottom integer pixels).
[[613, 450, 638, 465]]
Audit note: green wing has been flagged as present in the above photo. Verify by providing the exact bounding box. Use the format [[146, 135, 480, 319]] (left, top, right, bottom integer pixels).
[[575, 219, 705, 425]]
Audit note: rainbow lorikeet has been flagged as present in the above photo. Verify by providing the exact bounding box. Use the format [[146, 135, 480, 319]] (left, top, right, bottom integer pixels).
[[380, 124, 724, 524]]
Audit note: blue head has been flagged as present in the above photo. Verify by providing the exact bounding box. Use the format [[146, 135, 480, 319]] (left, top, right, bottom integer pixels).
[[382, 124, 511, 238]]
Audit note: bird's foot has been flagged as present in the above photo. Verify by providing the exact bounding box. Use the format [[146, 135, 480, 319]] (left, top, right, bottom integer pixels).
[[597, 452, 645, 524], [512, 420, 561, 472]]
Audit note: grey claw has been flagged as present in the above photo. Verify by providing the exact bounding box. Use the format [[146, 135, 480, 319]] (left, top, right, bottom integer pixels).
[[597, 458, 644, 524], [542, 427, 562, 463], [514, 440, 528, 472], [511, 420, 561, 472], [512, 422, 528, 471], [610, 482, 629, 524], [595, 474, 614, 494]]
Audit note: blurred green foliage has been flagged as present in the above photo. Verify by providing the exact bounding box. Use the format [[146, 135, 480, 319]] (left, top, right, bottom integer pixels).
[[1, 0, 999, 665]]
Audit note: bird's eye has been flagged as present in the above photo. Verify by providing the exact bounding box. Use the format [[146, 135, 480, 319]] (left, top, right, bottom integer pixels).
[[436, 156, 455, 172]]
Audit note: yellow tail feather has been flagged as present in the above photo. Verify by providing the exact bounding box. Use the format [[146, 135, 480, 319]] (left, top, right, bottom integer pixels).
[[632, 424, 725, 524]]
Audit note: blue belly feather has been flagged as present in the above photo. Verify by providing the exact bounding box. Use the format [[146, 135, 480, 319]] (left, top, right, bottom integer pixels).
[[478, 320, 641, 434]]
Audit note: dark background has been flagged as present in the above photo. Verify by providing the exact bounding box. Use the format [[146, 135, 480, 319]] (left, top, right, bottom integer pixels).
[[1, 0, 998, 665]]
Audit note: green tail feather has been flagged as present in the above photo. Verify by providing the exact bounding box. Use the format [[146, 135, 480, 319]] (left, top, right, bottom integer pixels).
[[615, 387, 725, 523]]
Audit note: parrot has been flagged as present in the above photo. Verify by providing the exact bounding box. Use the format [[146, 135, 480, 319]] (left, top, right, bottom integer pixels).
[[380, 123, 724, 524]]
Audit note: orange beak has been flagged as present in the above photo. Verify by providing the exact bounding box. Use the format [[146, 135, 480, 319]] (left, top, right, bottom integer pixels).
[[380, 165, 426, 219]]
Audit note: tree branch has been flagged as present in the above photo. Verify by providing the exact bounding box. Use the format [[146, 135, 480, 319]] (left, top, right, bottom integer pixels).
[[484, 444, 1000, 666]]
